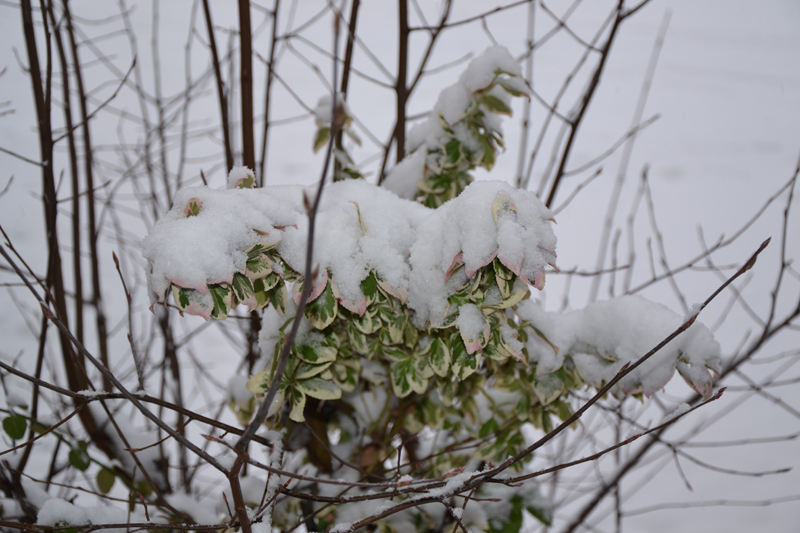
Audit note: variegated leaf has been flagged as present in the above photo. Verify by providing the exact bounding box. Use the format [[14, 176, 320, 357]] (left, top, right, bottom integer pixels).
[[296, 338, 337, 365], [208, 284, 232, 320], [390, 359, 428, 398], [231, 273, 258, 310], [267, 281, 288, 315], [429, 337, 451, 377], [297, 377, 342, 401], [533, 372, 565, 406], [295, 361, 332, 380], [288, 388, 307, 422], [303, 280, 338, 330]]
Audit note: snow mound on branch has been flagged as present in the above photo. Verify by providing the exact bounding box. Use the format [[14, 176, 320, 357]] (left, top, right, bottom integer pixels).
[[407, 45, 522, 153], [384, 45, 527, 199], [142, 185, 303, 299], [409, 180, 556, 326], [517, 296, 722, 398], [278, 179, 430, 306], [143, 179, 431, 311]]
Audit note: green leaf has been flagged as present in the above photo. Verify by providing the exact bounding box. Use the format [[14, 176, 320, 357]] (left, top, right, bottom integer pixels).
[[313, 126, 331, 153], [297, 377, 342, 400], [304, 280, 338, 329], [555, 400, 574, 423], [347, 321, 369, 355], [231, 273, 257, 309], [482, 94, 513, 115], [235, 174, 255, 189], [527, 502, 553, 527], [267, 281, 288, 315], [489, 495, 524, 533], [499, 80, 526, 98], [184, 198, 202, 217], [69, 447, 91, 472], [136, 480, 153, 498], [361, 271, 378, 301], [208, 284, 232, 319], [480, 135, 496, 170], [97, 468, 116, 494], [3, 414, 27, 440], [479, 417, 500, 439], [380, 307, 407, 345], [450, 334, 479, 380], [445, 139, 461, 165]]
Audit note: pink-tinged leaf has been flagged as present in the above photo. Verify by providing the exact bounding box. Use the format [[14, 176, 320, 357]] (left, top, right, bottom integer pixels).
[[491, 190, 516, 223], [465, 250, 497, 278], [293, 268, 329, 304], [538, 246, 558, 265], [444, 252, 463, 282], [463, 337, 484, 354], [167, 276, 208, 295], [234, 173, 256, 189], [377, 279, 408, 304], [184, 198, 202, 217], [646, 369, 677, 398], [273, 224, 298, 232], [330, 279, 368, 316], [498, 253, 522, 276], [524, 269, 546, 290], [693, 378, 714, 400], [184, 302, 213, 321]]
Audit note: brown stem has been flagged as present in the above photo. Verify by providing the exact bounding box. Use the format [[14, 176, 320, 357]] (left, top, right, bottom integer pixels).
[[545, 0, 624, 208], [258, 0, 280, 185], [394, 0, 408, 164], [202, 0, 234, 174], [333, 0, 359, 181], [238, 0, 255, 170], [63, 0, 111, 394]]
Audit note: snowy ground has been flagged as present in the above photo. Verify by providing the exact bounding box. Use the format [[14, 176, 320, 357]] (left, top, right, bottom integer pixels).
[[1, 0, 799, 531]]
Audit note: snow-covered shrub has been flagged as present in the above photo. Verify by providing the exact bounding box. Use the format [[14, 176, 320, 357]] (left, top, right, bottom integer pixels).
[[139, 46, 722, 533]]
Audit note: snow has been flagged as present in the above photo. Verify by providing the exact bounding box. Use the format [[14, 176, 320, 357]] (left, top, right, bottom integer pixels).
[[383, 149, 426, 199], [408, 181, 556, 326], [517, 295, 722, 398], [165, 492, 219, 525], [384, 45, 528, 199], [142, 184, 302, 301], [145, 173, 555, 329], [37, 499, 158, 532]]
